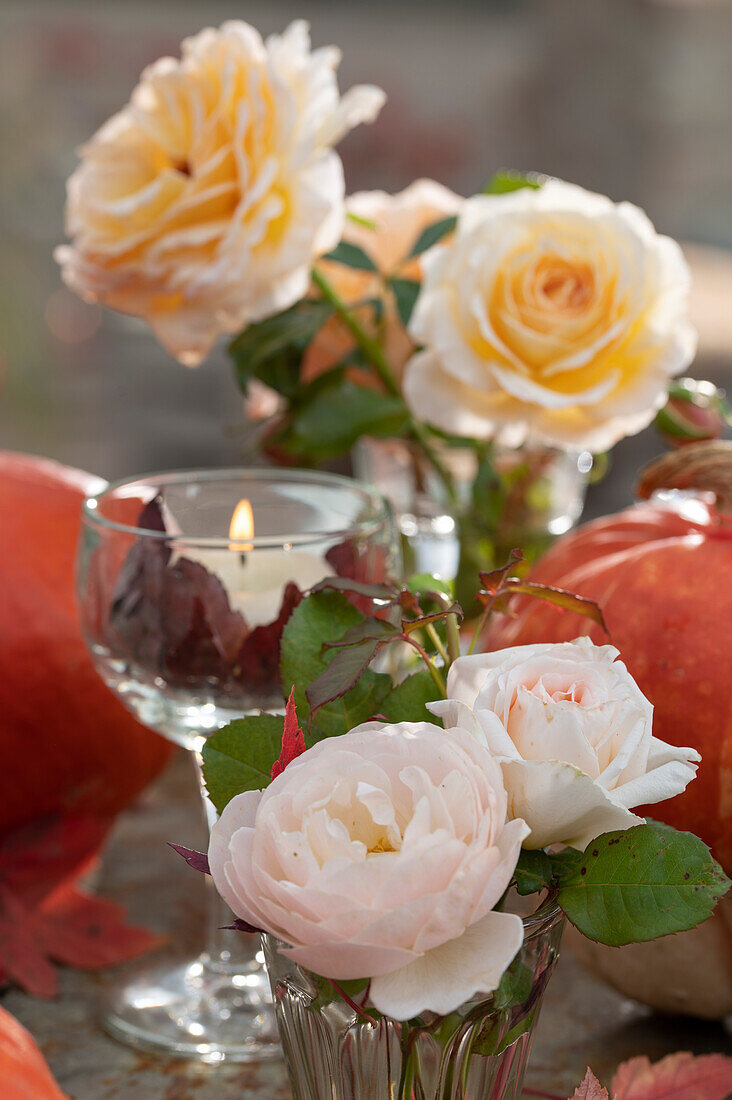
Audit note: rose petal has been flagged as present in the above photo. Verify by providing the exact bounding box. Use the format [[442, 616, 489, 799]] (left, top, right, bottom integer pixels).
[[402, 351, 510, 441], [57, 19, 385, 367], [403, 180, 695, 452], [282, 938, 417, 980], [369, 910, 524, 1020], [501, 759, 643, 850], [609, 736, 700, 810], [208, 790, 263, 916], [501, 690, 601, 778]]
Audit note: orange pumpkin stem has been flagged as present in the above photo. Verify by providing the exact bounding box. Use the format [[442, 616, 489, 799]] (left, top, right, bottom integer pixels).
[[636, 441, 732, 514]]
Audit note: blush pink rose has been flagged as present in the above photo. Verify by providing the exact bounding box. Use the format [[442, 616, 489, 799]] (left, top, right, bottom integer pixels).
[[208, 720, 529, 1020], [430, 638, 700, 850]]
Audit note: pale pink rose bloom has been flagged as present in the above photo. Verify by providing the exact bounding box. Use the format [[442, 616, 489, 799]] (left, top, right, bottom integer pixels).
[[430, 638, 700, 850], [303, 180, 463, 386], [56, 21, 385, 367], [404, 180, 697, 451], [208, 721, 529, 1020]]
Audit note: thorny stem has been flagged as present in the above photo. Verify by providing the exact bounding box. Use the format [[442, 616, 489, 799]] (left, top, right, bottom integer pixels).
[[425, 623, 450, 666], [424, 591, 462, 669], [411, 422, 460, 513], [404, 636, 447, 696], [467, 592, 498, 656], [445, 613, 461, 665], [311, 266, 460, 511], [397, 1022, 421, 1100], [312, 266, 400, 397], [327, 979, 379, 1027]]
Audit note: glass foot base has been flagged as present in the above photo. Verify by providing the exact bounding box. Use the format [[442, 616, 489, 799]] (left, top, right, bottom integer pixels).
[[103, 953, 281, 1063]]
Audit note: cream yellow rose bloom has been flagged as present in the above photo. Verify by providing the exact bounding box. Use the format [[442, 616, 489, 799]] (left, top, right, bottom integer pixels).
[[55, 21, 385, 366], [404, 181, 697, 451], [303, 180, 462, 385]]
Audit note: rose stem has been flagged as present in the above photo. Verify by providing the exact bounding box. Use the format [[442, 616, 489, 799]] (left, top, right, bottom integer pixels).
[[522, 1088, 566, 1100], [311, 266, 459, 511], [327, 979, 379, 1027], [404, 636, 447, 696], [425, 623, 450, 665], [445, 612, 461, 665], [466, 587, 502, 656]]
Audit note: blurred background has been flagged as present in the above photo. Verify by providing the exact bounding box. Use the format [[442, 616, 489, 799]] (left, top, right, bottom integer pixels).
[[1, 0, 731, 518]]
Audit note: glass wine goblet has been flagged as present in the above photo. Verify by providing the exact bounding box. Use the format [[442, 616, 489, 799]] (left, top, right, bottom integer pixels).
[[76, 467, 399, 1062]]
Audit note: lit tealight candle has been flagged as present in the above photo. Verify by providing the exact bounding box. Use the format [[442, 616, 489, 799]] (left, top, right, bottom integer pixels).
[[184, 498, 332, 629]]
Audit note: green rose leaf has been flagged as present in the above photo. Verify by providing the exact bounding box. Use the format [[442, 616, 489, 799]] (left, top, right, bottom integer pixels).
[[513, 849, 554, 896], [323, 617, 401, 652], [471, 955, 535, 1056], [281, 591, 392, 740], [202, 714, 285, 815], [556, 823, 731, 947], [409, 215, 458, 257], [285, 376, 409, 460], [547, 847, 583, 881], [323, 240, 379, 272], [494, 1013, 536, 1055], [492, 954, 534, 1012], [379, 670, 443, 723], [390, 277, 421, 328], [308, 633, 395, 714], [229, 299, 333, 399], [482, 170, 542, 195]]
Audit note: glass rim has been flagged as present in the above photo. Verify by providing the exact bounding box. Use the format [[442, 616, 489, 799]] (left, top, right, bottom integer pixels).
[[81, 466, 392, 550]]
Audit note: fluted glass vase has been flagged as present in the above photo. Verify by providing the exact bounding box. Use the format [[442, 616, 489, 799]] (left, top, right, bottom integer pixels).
[[263, 898, 563, 1100], [353, 437, 592, 611]]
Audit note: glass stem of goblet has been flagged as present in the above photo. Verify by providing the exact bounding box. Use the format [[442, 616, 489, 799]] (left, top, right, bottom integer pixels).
[[192, 750, 264, 978]]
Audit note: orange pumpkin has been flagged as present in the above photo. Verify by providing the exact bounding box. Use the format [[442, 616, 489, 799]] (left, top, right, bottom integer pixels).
[[0, 452, 172, 838], [487, 442, 732, 873], [0, 1006, 69, 1099]]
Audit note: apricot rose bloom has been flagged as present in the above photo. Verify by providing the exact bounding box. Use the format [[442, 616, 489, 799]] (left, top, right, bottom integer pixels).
[[303, 180, 462, 384], [430, 639, 700, 850], [208, 720, 529, 1020], [56, 21, 385, 366], [404, 181, 697, 451]]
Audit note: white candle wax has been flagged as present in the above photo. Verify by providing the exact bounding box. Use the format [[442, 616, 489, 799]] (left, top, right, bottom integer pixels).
[[185, 546, 331, 629]]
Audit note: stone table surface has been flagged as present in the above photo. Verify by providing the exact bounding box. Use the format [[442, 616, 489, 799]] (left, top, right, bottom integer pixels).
[[5, 753, 730, 1100]]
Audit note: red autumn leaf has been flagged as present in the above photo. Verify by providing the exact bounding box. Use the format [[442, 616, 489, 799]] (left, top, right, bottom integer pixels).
[[236, 581, 303, 690], [36, 882, 165, 971], [325, 539, 389, 615], [169, 843, 210, 875], [110, 498, 304, 697], [612, 1053, 732, 1100], [0, 815, 165, 999], [571, 1069, 610, 1100], [0, 885, 58, 999], [271, 687, 306, 780]]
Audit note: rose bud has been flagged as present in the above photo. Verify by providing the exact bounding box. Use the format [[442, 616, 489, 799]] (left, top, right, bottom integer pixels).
[[656, 378, 730, 448]]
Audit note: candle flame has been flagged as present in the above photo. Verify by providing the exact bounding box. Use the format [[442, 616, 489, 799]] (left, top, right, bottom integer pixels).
[[229, 498, 255, 551]]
